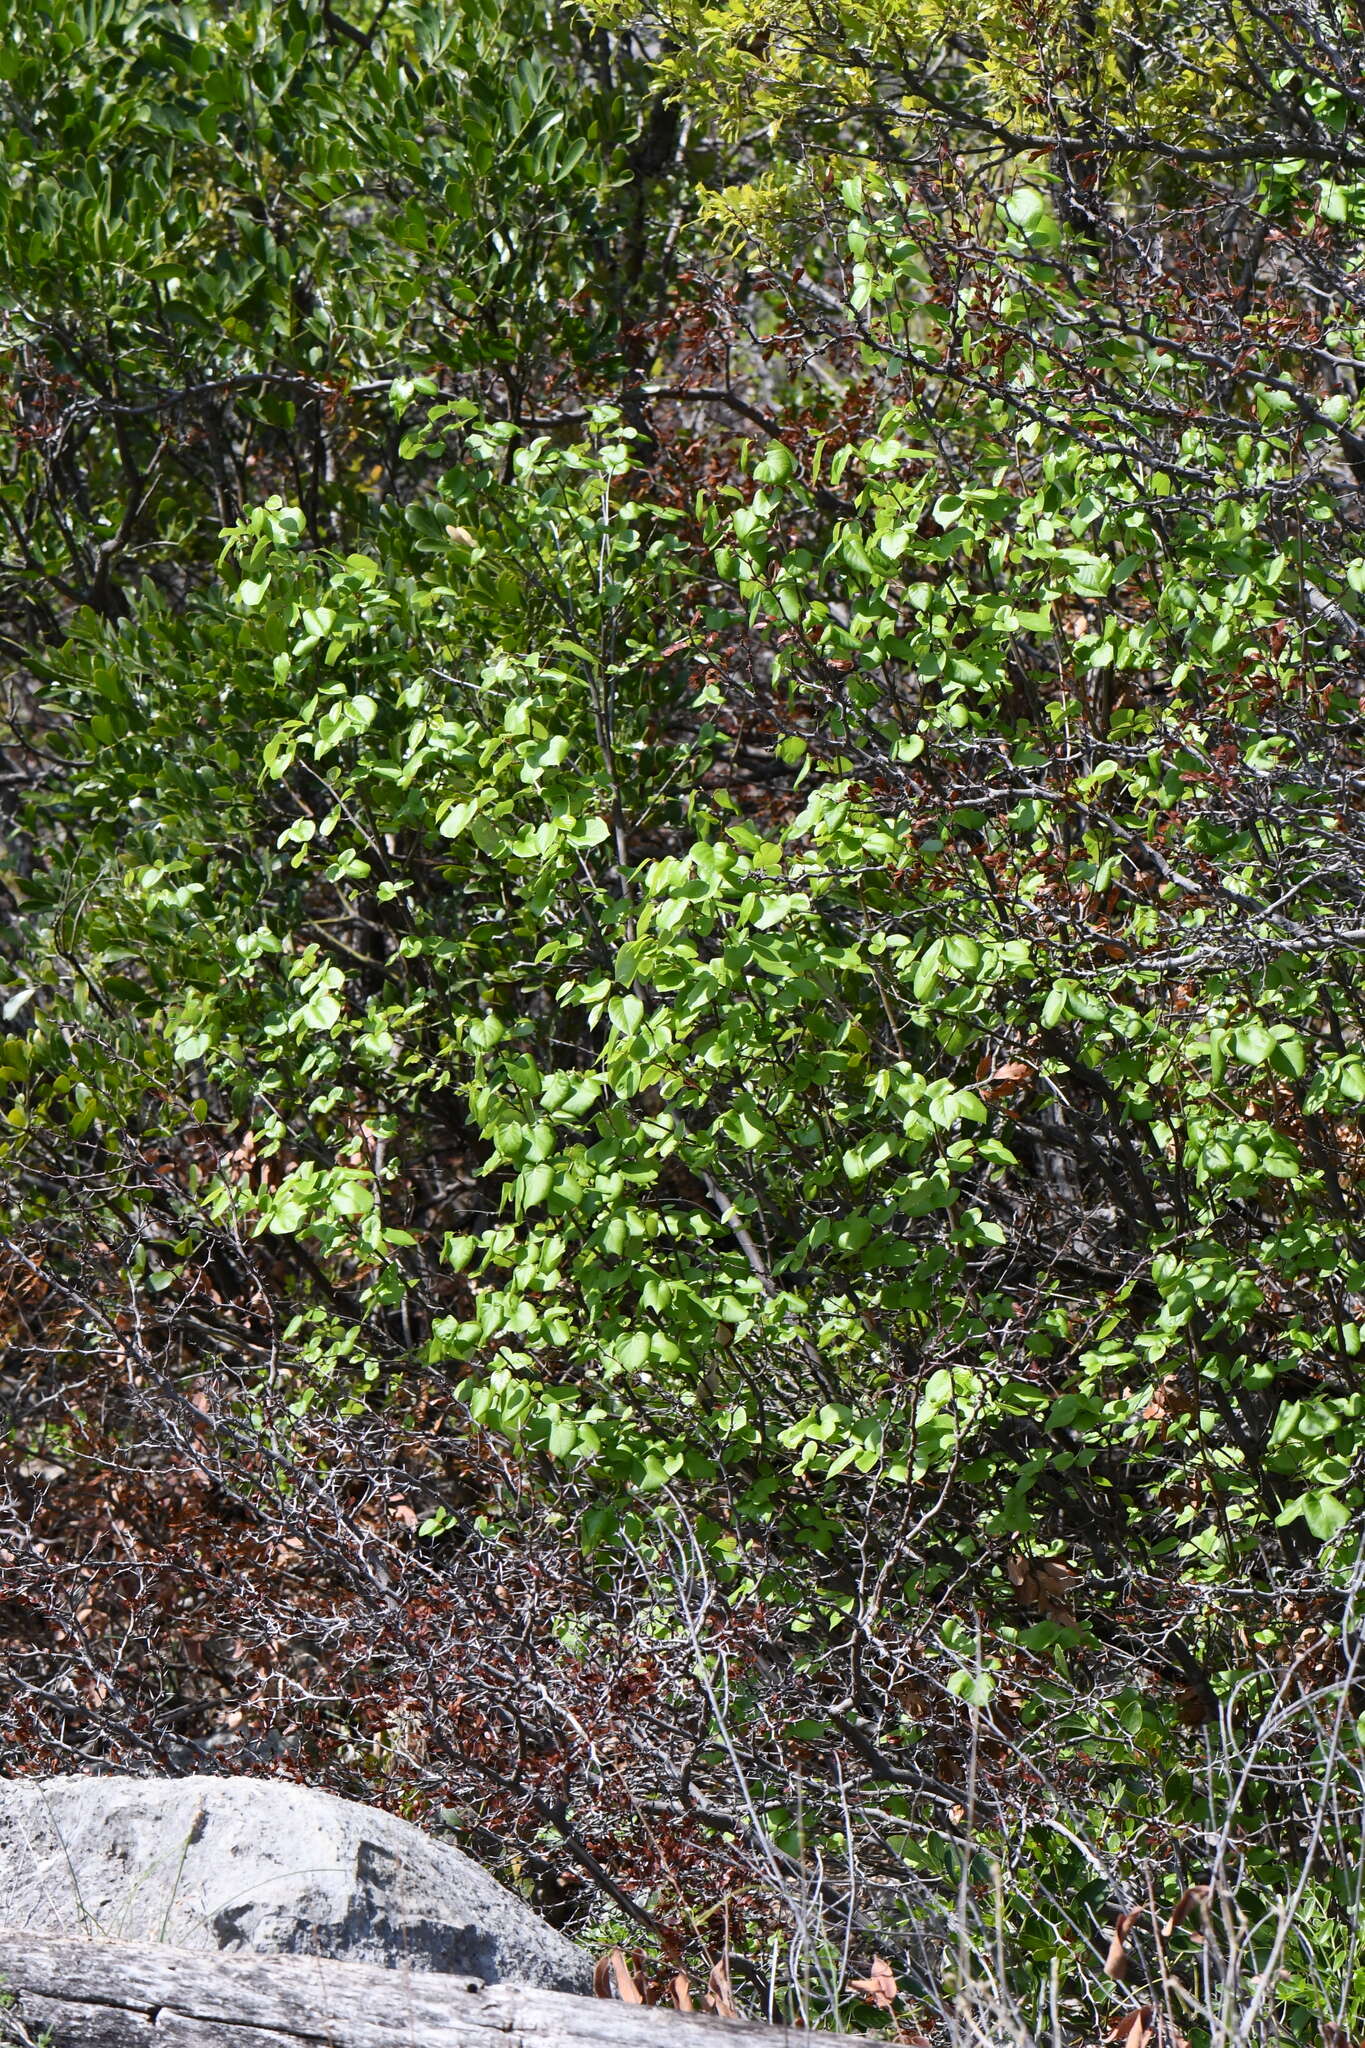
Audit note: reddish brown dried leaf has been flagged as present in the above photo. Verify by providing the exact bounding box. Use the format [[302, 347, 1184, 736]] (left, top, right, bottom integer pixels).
[[705, 1960, 738, 2019], [980, 1059, 1035, 1100], [1105, 1909, 1143, 1980], [1008, 1553, 1079, 1626], [607, 1949, 645, 2005], [850, 1957, 899, 2011], [1164, 1885, 1212, 1935], [1142, 1377, 1197, 1427]]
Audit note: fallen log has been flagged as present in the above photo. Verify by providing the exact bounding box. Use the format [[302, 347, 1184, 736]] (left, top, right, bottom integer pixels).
[[0, 1931, 866, 2048]]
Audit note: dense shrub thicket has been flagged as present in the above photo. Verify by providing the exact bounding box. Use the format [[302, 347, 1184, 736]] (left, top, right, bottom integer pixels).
[[6, 0, 1365, 2036]]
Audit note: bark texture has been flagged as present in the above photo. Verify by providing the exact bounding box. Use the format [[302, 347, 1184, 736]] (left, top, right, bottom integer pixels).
[[0, 1932, 863, 2048]]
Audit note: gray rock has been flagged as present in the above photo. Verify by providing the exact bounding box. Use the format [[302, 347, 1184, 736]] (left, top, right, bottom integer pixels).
[[0, 1776, 592, 1992]]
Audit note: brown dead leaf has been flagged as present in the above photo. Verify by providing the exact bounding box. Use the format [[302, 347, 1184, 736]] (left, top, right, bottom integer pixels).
[[1142, 1377, 1197, 1430], [1174, 1683, 1213, 1728], [1164, 1885, 1212, 1936], [671, 1973, 695, 2012], [606, 1949, 645, 2005], [593, 1955, 613, 2000], [1104, 1909, 1144, 1980], [1106, 2009, 1153, 2048], [1007, 1553, 1079, 1627], [850, 1957, 899, 2011], [705, 1960, 738, 2019], [980, 1060, 1036, 1101]]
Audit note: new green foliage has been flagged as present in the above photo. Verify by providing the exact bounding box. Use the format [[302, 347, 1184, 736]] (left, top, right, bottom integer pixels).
[[6, 0, 1365, 2031]]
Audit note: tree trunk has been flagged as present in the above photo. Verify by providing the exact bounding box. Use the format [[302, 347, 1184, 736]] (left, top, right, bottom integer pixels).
[[0, 1931, 865, 2048]]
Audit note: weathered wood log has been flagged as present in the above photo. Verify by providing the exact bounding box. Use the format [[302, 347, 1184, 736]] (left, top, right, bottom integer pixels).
[[0, 1931, 865, 2048]]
